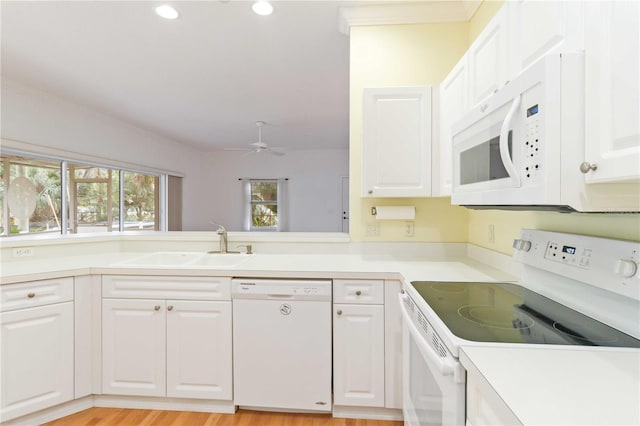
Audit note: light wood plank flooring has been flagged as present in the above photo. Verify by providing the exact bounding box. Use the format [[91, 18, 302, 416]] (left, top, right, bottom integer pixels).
[[42, 408, 403, 426]]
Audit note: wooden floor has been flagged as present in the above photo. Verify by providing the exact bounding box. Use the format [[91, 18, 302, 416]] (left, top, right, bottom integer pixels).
[[42, 408, 403, 426]]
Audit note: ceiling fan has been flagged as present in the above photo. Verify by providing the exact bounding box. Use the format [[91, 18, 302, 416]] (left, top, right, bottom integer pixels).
[[224, 121, 285, 156]]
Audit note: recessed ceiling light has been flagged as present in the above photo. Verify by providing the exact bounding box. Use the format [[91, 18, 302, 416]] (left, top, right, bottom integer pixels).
[[252, 1, 274, 16], [155, 5, 179, 20]]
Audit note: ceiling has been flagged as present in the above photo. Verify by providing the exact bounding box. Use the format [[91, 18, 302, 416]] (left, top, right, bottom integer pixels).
[[1, 1, 478, 153]]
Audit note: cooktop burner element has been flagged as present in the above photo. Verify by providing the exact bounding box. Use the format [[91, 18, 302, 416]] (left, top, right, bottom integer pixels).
[[411, 281, 640, 347], [458, 305, 535, 330]]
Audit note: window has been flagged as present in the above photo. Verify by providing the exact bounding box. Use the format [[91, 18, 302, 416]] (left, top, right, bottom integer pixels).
[[1, 155, 62, 236], [243, 179, 287, 231], [0, 151, 165, 237]]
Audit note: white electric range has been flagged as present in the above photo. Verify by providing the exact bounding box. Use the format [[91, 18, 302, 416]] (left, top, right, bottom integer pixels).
[[400, 229, 640, 426]]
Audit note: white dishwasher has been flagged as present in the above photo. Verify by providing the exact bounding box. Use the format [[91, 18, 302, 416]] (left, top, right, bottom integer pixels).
[[232, 278, 332, 412]]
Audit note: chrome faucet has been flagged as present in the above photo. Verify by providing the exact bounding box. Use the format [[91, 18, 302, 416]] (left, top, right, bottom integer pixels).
[[209, 221, 229, 253], [216, 225, 228, 253]]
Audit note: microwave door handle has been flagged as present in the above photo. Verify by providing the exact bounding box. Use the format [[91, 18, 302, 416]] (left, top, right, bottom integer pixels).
[[398, 293, 455, 377], [500, 95, 522, 187]]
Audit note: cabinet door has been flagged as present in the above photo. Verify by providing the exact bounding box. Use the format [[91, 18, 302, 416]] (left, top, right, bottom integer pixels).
[[436, 58, 468, 196], [333, 304, 384, 407], [468, 6, 510, 109], [0, 302, 74, 422], [515, 0, 583, 71], [102, 299, 166, 397], [166, 300, 232, 400], [362, 86, 432, 197], [584, 1, 640, 183]]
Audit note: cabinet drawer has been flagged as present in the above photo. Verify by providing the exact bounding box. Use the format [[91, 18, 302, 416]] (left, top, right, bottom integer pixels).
[[102, 275, 231, 300], [333, 279, 384, 304], [0, 277, 74, 312]]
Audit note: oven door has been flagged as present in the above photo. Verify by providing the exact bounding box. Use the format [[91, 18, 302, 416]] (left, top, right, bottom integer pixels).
[[399, 293, 465, 426]]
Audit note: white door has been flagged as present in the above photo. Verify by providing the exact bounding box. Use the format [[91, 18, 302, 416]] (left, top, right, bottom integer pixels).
[[166, 300, 232, 400], [341, 176, 349, 233], [436, 58, 468, 196], [362, 86, 432, 197], [0, 303, 74, 422], [467, 6, 510, 109], [584, 1, 640, 183], [333, 304, 385, 407], [102, 299, 166, 397]]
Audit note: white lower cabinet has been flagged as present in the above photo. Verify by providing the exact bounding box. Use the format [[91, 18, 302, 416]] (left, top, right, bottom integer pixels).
[[333, 304, 385, 407], [102, 299, 166, 397], [101, 276, 232, 401], [166, 300, 232, 399], [1, 302, 74, 422]]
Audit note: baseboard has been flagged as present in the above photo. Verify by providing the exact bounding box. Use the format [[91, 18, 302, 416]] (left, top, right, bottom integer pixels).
[[1, 396, 94, 426], [332, 405, 403, 421], [94, 395, 236, 414]]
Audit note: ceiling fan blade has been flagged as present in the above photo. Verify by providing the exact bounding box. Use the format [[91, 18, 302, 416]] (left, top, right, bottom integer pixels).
[[223, 147, 252, 151]]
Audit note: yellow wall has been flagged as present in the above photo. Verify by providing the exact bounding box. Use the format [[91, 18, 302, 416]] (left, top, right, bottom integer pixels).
[[465, 1, 640, 253], [349, 23, 470, 242]]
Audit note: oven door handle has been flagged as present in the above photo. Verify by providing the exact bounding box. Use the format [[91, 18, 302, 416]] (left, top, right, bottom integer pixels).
[[398, 293, 455, 377], [499, 94, 521, 187]]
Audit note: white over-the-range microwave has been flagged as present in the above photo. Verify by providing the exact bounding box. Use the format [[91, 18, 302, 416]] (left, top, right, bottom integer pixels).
[[450, 53, 638, 212]]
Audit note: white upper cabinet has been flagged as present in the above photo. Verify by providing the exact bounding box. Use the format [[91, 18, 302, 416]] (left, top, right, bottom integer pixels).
[[583, 0, 640, 183], [467, 6, 511, 109], [513, 0, 584, 71], [362, 86, 433, 197], [436, 57, 468, 196]]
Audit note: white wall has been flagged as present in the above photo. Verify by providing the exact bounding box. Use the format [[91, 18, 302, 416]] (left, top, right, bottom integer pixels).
[[0, 78, 208, 230], [1, 79, 348, 232], [201, 149, 349, 232]]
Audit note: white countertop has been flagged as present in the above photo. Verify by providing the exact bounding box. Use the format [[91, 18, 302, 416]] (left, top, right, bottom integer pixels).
[[460, 345, 640, 426], [0, 250, 516, 285]]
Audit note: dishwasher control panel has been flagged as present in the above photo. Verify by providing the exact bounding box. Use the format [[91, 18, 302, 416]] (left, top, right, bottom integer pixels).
[[231, 278, 332, 301]]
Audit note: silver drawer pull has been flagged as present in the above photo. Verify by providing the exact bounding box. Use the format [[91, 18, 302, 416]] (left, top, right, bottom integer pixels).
[[167, 305, 174, 311], [27, 292, 36, 298], [355, 290, 362, 296], [154, 305, 161, 311], [336, 310, 342, 316]]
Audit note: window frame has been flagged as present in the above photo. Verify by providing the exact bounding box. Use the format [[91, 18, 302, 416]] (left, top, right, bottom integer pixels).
[[243, 178, 287, 232], [0, 148, 170, 237]]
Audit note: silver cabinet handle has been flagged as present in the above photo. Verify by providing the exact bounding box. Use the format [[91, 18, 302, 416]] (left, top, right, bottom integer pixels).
[[580, 162, 598, 173], [27, 292, 35, 298], [167, 305, 174, 311], [154, 305, 161, 311], [336, 309, 342, 316], [480, 104, 488, 112], [355, 290, 362, 296], [368, 190, 373, 194]]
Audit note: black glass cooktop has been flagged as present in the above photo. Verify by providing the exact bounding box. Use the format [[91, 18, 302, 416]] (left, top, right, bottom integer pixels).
[[411, 281, 640, 347]]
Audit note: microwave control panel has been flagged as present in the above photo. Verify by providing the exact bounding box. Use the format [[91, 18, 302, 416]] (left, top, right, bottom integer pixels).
[[523, 103, 541, 181]]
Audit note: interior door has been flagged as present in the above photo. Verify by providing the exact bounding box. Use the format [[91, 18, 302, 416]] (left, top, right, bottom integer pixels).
[[341, 176, 349, 233]]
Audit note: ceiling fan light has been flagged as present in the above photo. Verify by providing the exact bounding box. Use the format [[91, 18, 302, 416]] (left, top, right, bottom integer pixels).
[[155, 5, 179, 20], [252, 1, 274, 16]]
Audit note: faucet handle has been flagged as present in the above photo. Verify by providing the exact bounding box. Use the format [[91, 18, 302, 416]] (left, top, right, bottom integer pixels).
[[237, 244, 253, 255]]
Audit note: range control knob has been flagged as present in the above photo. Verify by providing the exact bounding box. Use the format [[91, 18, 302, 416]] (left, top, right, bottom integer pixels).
[[614, 259, 638, 278]]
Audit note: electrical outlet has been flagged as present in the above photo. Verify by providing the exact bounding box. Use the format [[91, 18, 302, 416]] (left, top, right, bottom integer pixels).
[[404, 221, 414, 237], [13, 247, 34, 257], [488, 224, 495, 244], [365, 222, 379, 237]]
